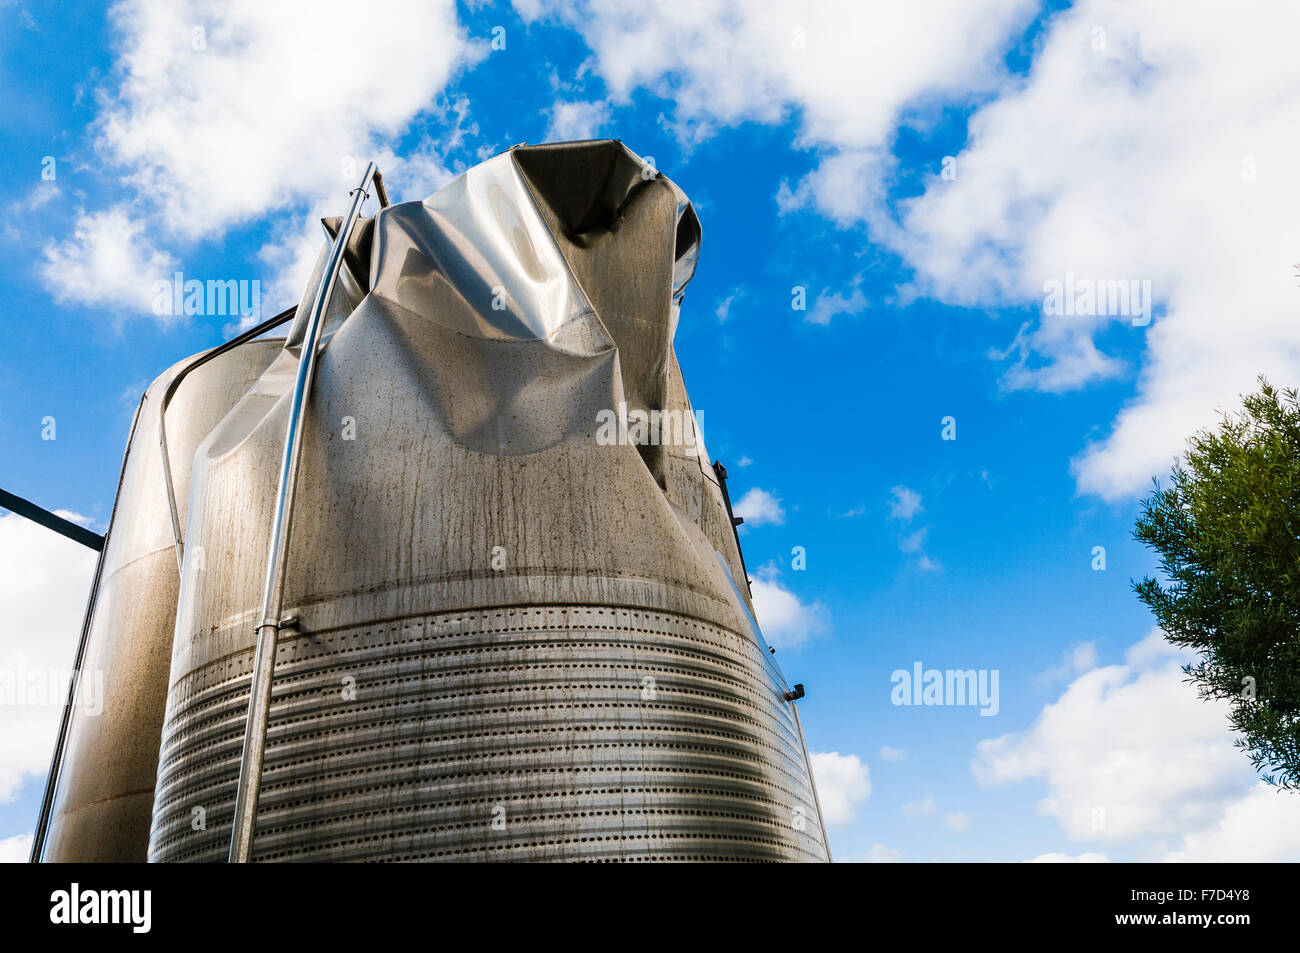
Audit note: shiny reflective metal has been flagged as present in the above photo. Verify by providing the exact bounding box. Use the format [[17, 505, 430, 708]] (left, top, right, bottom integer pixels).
[[28, 397, 140, 863], [35, 342, 283, 861], [39, 140, 829, 863], [148, 142, 828, 862], [228, 161, 385, 863], [791, 701, 831, 853]]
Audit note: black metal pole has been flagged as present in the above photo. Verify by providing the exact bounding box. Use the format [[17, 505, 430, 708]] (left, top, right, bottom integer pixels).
[[0, 489, 103, 551]]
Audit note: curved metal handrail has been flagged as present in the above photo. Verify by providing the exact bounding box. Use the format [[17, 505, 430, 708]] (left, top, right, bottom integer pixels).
[[158, 304, 300, 571]]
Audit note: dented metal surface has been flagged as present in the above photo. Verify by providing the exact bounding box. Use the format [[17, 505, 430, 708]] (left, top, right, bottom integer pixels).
[[43, 140, 829, 862]]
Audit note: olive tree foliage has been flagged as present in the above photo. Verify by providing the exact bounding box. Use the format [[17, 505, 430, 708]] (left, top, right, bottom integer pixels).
[[1133, 378, 1300, 789]]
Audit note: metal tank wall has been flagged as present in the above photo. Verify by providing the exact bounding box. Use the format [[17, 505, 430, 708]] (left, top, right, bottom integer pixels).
[[40, 341, 282, 861], [143, 141, 829, 862]]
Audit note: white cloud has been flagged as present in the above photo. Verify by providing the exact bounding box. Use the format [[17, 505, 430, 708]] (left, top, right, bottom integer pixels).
[[863, 843, 903, 863], [748, 566, 829, 650], [41, 206, 178, 315], [975, 628, 1300, 860], [898, 527, 927, 554], [901, 794, 936, 818], [943, 812, 971, 832], [99, 0, 482, 238], [974, 631, 1240, 842], [1037, 641, 1099, 684], [0, 833, 34, 863], [1166, 783, 1300, 862], [778, 149, 891, 228], [733, 487, 785, 527], [519, 0, 1300, 503], [514, 0, 1035, 159], [887, 486, 939, 569], [1067, 641, 1099, 673], [715, 287, 744, 323], [809, 751, 871, 825], [805, 287, 867, 326], [887, 485, 922, 522], [8, 181, 60, 216], [545, 99, 611, 141], [0, 512, 98, 805], [43, 0, 483, 314], [890, 0, 1300, 499], [879, 745, 907, 762], [1027, 851, 1110, 863]]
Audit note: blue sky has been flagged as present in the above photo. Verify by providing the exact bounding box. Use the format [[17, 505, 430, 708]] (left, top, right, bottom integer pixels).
[[2, 0, 1298, 862]]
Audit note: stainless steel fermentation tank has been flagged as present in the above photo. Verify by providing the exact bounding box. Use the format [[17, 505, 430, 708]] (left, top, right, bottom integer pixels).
[[36, 141, 831, 862]]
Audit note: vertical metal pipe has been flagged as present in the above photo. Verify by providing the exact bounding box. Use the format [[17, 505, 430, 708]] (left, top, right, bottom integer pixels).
[[227, 162, 381, 863], [30, 393, 147, 862], [791, 702, 832, 862]]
